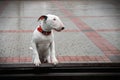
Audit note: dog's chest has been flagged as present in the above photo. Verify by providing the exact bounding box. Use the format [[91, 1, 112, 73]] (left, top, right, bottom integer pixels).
[[36, 36, 52, 51], [36, 34, 52, 43], [35, 33, 52, 47], [33, 30, 53, 50]]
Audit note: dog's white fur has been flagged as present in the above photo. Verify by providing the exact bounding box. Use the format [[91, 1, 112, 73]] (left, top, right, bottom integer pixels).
[[30, 14, 64, 66]]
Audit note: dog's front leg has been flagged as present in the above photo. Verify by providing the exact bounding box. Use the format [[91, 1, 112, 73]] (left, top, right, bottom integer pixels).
[[32, 42, 41, 66], [50, 41, 58, 65]]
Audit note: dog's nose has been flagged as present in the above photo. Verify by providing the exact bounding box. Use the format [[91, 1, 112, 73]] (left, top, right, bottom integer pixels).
[[61, 27, 65, 30]]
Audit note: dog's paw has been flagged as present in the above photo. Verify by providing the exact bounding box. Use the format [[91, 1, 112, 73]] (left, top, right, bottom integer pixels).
[[34, 58, 41, 66], [51, 58, 58, 65], [29, 47, 33, 50]]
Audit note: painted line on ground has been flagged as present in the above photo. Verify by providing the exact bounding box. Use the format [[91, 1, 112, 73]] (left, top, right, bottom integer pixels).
[[0, 56, 111, 63]]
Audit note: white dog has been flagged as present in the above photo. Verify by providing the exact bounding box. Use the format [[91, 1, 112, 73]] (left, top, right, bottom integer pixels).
[[30, 14, 65, 66]]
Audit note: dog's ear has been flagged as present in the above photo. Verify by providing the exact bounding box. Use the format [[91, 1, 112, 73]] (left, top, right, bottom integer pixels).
[[38, 15, 47, 21]]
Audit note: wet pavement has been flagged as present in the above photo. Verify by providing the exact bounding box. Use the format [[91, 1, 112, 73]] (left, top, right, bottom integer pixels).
[[0, 0, 120, 63]]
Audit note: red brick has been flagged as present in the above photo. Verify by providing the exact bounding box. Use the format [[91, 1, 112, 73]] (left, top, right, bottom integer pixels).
[[95, 56, 104, 61], [0, 57, 6, 62], [88, 56, 96, 61], [82, 56, 90, 61], [101, 56, 111, 61], [103, 42, 118, 51], [85, 32, 92, 36], [6, 57, 13, 62], [63, 56, 71, 61], [19, 57, 26, 62], [57, 56, 64, 62], [26, 57, 32, 62], [70, 56, 78, 61], [12, 57, 20, 63], [99, 46, 109, 51], [76, 56, 84, 61]]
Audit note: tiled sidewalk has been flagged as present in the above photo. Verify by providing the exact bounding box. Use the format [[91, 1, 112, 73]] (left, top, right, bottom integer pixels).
[[0, 0, 120, 64]]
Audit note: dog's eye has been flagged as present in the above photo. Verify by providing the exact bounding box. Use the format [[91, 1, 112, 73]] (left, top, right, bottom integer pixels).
[[53, 18, 56, 21]]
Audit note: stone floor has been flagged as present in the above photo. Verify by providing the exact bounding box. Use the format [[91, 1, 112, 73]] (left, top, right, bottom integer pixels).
[[0, 0, 120, 63]]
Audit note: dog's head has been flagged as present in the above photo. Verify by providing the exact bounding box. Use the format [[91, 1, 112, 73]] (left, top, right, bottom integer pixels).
[[38, 14, 65, 31]]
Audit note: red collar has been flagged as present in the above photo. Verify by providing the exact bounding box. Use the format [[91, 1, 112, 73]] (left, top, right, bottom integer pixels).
[[37, 26, 51, 36]]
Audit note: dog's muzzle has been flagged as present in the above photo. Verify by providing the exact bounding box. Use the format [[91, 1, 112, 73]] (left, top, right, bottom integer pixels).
[[61, 27, 65, 30], [54, 27, 65, 32]]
